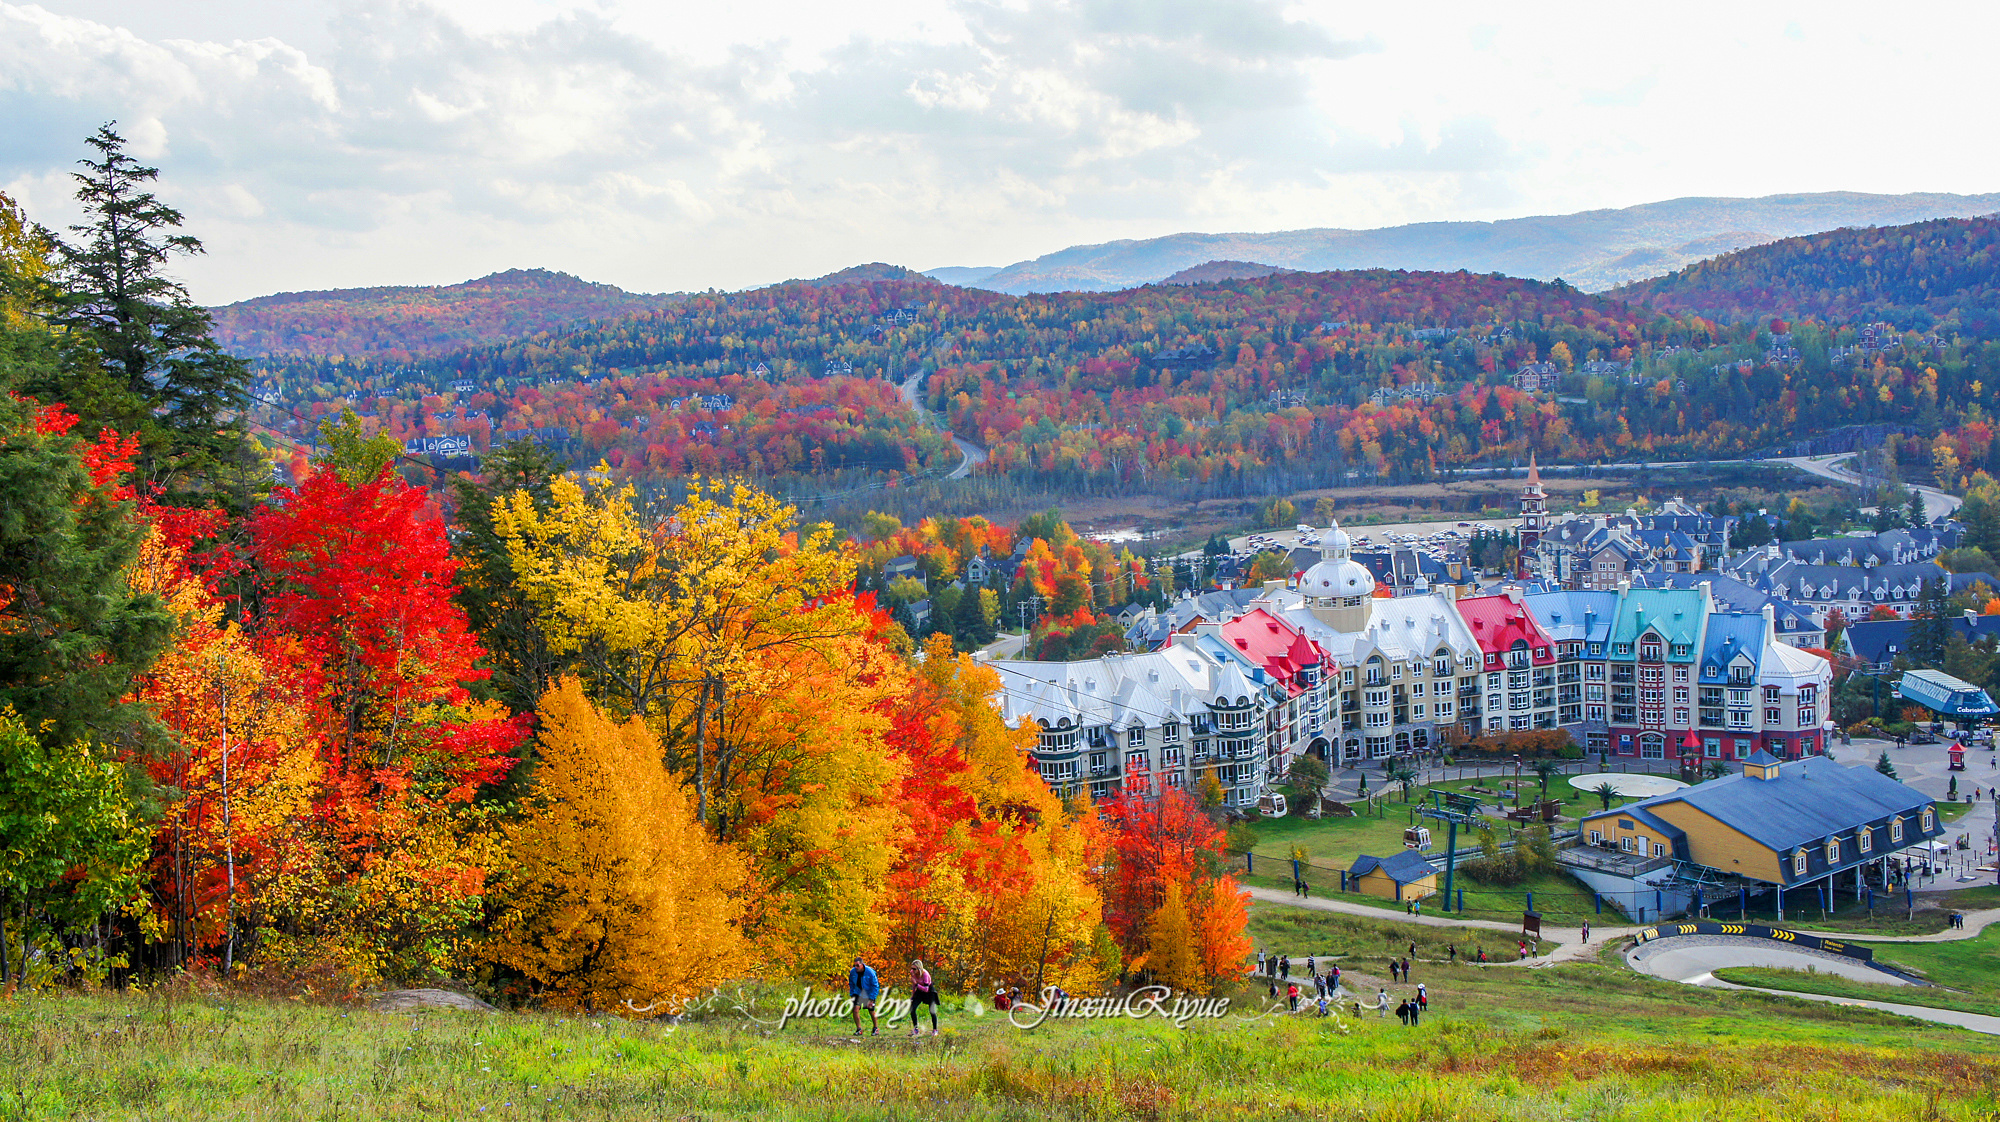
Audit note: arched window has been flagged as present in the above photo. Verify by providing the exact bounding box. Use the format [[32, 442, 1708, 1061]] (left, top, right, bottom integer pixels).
[[1922, 807, 1935, 832], [1825, 837, 1840, 864], [1792, 849, 1808, 876]]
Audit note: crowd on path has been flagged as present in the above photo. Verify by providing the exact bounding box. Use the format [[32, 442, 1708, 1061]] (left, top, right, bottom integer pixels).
[[1255, 947, 1433, 1022]]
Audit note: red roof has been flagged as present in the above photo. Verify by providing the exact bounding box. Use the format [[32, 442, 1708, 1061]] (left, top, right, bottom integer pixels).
[[1219, 608, 1318, 696], [1455, 594, 1556, 664]]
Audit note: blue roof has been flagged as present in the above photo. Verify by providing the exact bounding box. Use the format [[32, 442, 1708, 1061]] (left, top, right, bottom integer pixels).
[[1590, 757, 1939, 858], [1350, 850, 1437, 884], [1697, 611, 1766, 684], [1898, 668, 2000, 717], [1523, 589, 1619, 644]]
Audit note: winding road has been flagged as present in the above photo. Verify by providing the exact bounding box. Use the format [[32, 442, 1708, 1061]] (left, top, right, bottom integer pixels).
[[899, 371, 987, 480]]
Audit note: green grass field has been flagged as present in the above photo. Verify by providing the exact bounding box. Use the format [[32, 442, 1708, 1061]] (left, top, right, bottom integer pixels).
[[4, 901, 1997, 1121]]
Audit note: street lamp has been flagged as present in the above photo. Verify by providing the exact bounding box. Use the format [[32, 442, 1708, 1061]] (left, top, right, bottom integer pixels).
[[1512, 754, 1522, 805]]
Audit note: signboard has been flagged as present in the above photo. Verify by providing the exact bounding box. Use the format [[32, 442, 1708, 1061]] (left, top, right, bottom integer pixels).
[[1522, 912, 1541, 938], [1634, 921, 1873, 963], [404, 435, 473, 457]]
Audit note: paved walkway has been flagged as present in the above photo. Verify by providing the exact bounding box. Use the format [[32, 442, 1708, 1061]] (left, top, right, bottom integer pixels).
[[1244, 885, 1634, 965], [1627, 934, 2000, 1036]]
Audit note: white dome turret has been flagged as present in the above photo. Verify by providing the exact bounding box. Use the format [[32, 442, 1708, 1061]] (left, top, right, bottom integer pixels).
[[1299, 520, 1375, 605]]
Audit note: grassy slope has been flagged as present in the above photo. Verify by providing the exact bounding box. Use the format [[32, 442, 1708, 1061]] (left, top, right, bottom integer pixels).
[[7, 901, 2000, 1121], [3, 972, 1995, 1122]]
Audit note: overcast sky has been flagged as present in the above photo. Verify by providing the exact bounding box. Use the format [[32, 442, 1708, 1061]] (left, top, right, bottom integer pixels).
[[5, 0, 1996, 303]]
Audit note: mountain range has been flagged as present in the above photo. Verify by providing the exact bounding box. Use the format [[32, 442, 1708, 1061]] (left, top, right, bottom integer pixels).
[[923, 191, 2000, 295]]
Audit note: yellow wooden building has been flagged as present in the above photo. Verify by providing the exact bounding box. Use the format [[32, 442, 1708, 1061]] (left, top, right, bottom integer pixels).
[[1348, 850, 1439, 902]]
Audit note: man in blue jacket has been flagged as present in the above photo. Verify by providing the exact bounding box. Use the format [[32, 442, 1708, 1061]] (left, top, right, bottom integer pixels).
[[848, 956, 881, 1036]]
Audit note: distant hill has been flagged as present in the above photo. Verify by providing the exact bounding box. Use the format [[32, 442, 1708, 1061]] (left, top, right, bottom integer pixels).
[[1614, 215, 2000, 330], [925, 192, 2000, 295], [807, 263, 929, 286], [210, 268, 678, 360], [1160, 260, 1295, 285]]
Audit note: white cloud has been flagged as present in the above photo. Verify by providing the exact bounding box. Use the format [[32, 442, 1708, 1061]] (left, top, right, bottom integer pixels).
[[3, 0, 1998, 302]]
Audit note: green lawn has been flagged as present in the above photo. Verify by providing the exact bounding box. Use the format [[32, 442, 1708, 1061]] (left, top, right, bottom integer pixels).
[[2, 908, 1996, 1121], [1712, 967, 2000, 1019]]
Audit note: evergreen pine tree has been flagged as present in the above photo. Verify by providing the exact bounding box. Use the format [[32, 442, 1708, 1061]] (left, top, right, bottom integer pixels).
[[1875, 751, 1897, 779], [53, 124, 254, 507], [1908, 577, 1952, 667]]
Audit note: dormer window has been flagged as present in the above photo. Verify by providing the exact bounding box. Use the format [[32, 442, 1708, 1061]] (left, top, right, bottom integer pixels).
[[1922, 807, 1935, 832], [1793, 849, 1808, 876], [1825, 837, 1840, 864], [1858, 829, 1872, 853], [1890, 818, 1903, 844]]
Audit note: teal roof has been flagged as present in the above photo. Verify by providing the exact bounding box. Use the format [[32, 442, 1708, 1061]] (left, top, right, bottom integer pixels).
[[1897, 668, 2000, 717], [1610, 588, 1706, 653]]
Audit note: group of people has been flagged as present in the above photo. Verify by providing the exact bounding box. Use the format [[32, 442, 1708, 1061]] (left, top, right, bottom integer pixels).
[[845, 957, 943, 1037], [1393, 986, 1429, 1026]]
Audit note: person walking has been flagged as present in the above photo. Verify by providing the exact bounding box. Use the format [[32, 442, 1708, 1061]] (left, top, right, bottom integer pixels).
[[1280, 954, 1291, 979], [1396, 1000, 1411, 1026], [1305, 955, 1316, 977], [1286, 981, 1300, 1013], [1377, 988, 1388, 1017], [848, 957, 881, 1036], [1402, 957, 1412, 980], [1408, 999, 1421, 1026], [1330, 965, 1341, 991], [1256, 949, 1265, 975], [909, 959, 940, 1037], [1417, 983, 1427, 1014], [1448, 944, 1457, 964], [1581, 921, 1590, 944]]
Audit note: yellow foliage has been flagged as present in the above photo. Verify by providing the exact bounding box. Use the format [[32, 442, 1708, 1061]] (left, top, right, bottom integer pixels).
[[491, 679, 747, 1011], [1145, 881, 1200, 993]]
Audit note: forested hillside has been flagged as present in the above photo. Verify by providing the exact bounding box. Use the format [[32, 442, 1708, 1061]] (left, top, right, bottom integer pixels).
[[210, 268, 678, 359], [1613, 215, 2000, 331], [245, 259, 2000, 496]]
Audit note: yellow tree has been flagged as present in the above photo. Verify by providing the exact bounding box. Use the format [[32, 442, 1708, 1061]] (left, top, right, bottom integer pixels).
[[1145, 881, 1200, 993], [490, 679, 746, 1011], [493, 474, 859, 820]]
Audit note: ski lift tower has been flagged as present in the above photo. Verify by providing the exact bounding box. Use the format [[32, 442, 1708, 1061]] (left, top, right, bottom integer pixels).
[[1418, 790, 1486, 914]]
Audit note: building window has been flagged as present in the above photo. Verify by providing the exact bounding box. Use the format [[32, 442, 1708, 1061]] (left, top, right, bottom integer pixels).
[[1858, 829, 1871, 853], [1126, 751, 1147, 772], [1799, 686, 1818, 705], [1652, 843, 1665, 858], [1922, 807, 1935, 832], [1618, 734, 1633, 753], [1412, 704, 1427, 720], [1673, 708, 1689, 726], [1162, 723, 1180, 742], [1586, 663, 1606, 681], [1163, 747, 1184, 768], [1640, 735, 1665, 760], [1129, 727, 1146, 747], [1166, 772, 1184, 789], [1825, 837, 1840, 864], [1793, 849, 1807, 876], [1703, 737, 1720, 758], [1765, 707, 1782, 724], [1891, 818, 1903, 844], [1799, 706, 1815, 725]]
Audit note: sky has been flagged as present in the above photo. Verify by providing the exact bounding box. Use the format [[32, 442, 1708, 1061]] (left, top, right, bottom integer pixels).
[[4, 0, 1997, 304]]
